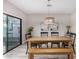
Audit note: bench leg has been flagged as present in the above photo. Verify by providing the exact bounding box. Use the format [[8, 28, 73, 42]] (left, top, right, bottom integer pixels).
[[28, 53, 33, 59]]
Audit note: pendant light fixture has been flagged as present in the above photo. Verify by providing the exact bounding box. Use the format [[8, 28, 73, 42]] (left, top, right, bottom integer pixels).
[[44, 0, 55, 25]]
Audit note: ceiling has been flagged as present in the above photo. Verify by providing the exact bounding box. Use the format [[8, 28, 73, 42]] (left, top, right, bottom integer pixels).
[[7, 0, 76, 14]]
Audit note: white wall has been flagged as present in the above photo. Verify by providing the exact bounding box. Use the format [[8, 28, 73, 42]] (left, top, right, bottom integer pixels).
[[3, 0, 29, 43], [70, 13, 76, 33], [28, 14, 71, 36]]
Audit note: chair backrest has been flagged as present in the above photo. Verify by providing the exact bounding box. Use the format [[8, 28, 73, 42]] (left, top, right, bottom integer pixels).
[[40, 32, 48, 37], [25, 34, 27, 40], [25, 33, 31, 40], [68, 33, 76, 45], [70, 33, 76, 40], [51, 32, 59, 36]]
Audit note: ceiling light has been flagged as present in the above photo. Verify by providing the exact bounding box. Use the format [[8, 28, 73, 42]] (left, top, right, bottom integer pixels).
[[44, 0, 55, 25]]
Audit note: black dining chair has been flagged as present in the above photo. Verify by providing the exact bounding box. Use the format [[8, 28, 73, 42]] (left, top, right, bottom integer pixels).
[[25, 33, 37, 54], [25, 34, 28, 54], [40, 32, 48, 37], [70, 33, 76, 54], [51, 32, 60, 48], [63, 33, 76, 54], [51, 32, 59, 36], [38, 32, 48, 48]]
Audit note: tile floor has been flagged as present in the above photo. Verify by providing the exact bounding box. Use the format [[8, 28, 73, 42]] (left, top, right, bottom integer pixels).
[[3, 43, 76, 59]]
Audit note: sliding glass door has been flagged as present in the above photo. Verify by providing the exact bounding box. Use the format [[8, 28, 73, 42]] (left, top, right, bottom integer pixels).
[[3, 14, 22, 54]]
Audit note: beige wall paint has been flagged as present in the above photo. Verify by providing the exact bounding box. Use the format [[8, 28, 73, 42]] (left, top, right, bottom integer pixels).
[[3, 0, 29, 43], [28, 14, 71, 36]]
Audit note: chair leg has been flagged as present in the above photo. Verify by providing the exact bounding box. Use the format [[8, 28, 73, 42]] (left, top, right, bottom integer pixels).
[[73, 45, 75, 54], [35, 44, 37, 48], [46, 44, 48, 48], [63, 45, 65, 48], [58, 43, 60, 48], [38, 44, 41, 48], [62, 43, 65, 48], [26, 42, 28, 54], [51, 43, 53, 48]]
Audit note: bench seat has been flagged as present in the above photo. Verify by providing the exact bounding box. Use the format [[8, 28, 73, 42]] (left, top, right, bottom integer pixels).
[[28, 48, 73, 59], [28, 48, 73, 54]]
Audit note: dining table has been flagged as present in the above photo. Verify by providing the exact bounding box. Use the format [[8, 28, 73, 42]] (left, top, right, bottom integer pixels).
[[26, 36, 73, 59], [27, 36, 72, 49]]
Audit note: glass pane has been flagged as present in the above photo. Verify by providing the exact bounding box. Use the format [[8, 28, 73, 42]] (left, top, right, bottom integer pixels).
[[7, 16, 13, 50], [3, 14, 7, 53], [13, 18, 20, 45], [7, 16, 20, 50]]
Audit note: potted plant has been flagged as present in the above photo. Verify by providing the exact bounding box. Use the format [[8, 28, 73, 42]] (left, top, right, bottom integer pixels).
[[27, 26, 33, 37]]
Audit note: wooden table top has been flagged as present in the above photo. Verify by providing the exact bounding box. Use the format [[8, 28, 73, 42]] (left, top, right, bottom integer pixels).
[[27, 36, 72, 42]]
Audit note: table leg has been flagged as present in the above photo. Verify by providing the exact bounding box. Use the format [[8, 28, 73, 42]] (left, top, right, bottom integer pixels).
[[28, 53, 33, 59], [68, 53, 73, 59], [29, 41, 31, 48]]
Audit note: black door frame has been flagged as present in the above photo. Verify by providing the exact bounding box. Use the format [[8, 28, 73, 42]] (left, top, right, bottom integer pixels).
[[3, 13, 22, 54]]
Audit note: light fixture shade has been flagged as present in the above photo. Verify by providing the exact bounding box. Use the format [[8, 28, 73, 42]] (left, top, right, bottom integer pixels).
[[44, 17, 55, 24]]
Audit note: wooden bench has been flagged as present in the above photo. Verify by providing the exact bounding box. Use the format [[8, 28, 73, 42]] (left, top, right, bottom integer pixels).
[[28, 48, 73, 59]]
